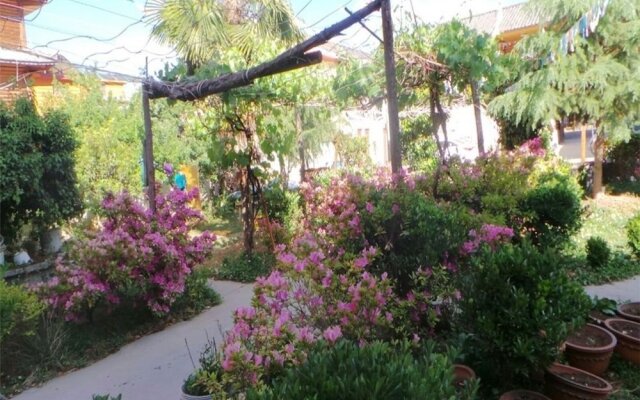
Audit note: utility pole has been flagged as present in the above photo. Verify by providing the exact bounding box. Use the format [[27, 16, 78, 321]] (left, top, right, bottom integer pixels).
[[381, 0, 402, 173], [142, 58, 156, 213]]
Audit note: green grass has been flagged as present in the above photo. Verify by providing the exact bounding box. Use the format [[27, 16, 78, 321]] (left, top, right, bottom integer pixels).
[[215, 251, 275, 283], [563, 194, 640, 285]]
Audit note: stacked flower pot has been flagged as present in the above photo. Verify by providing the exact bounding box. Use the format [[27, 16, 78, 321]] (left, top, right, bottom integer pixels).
[[544, 302, 640, 400]]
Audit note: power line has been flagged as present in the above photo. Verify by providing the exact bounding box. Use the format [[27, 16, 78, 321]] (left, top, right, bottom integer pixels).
[[30, 19, 144, 51], [304, 0, 355, 29], [295, 0, 313, 17], [67, 0, 140, 22]]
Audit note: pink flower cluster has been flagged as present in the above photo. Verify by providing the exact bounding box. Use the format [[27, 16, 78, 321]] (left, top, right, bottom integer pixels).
[[461, 224, 515, 255], [220, 237, 394, 390], [519, 137, 546, 158], [35, 188, 215, 321]]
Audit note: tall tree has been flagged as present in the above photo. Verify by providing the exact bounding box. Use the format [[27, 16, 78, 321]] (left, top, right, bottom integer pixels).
[[148, 0, 328, 254], [433, 20, 502, 156], [146, 0, 302, 73], [489, 0, 640, 198]]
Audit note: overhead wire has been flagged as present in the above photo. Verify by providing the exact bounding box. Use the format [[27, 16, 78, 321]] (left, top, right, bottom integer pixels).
[[303, 0, 356, 29], [67, 0, 140, 22]]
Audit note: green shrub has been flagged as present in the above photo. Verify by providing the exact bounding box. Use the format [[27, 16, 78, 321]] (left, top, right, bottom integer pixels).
[[173, 267, 222, 314], [363, 189, 476, 295], [521, 175, 583, 247], [0, 99, 82, 244], [459, 242, 590, 390], [0, 280, 45, 376], [248, 340, 477, 400], [586, 237, 611, 269], [627, 213, 640, 258], [216, 252, 275, 283], [605, 135, 640, 182]]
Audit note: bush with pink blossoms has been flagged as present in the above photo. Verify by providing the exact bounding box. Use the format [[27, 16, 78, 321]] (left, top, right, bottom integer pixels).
[[35, 188, 215, 321], [220, 243, 397, 392]]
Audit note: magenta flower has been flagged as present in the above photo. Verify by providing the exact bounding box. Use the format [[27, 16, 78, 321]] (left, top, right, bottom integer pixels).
[[323, 326, 342, 343]]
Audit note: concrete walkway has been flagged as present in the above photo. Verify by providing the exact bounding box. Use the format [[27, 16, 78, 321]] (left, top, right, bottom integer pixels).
[[12, 281, 253, 400], [585, 275, 640, 303]]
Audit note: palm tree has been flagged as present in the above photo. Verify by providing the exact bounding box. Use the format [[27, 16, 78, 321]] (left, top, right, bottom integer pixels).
[[146, 0, 302, 72]]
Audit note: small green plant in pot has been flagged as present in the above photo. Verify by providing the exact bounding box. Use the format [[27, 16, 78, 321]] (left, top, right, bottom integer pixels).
[[182, 337, 228, 400], [458, 242, 591, 392]]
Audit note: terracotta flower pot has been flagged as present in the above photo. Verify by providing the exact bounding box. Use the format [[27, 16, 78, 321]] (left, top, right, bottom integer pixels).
[[500, 390, 551, 400], [452, 364, 476, 388], [545, 363, 612, 400], [564, 323, 616, 376], [604, 318, 640, 364], [617, 302, 640, 323]]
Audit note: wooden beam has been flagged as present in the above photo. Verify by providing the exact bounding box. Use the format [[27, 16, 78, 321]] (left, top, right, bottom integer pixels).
[[581, 124, 587, 164], [146, 0, 382, 101], [381, 0, 402, 172]]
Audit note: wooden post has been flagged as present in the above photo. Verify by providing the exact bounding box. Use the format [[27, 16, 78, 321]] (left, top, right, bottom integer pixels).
[[471, 80, 485, 155], [142, 59, 156, 213], [580, 124, 587, 164], [381, 0, 402, 173]]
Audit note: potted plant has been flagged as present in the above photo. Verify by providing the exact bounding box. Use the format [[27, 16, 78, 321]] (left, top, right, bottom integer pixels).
[[499, 390, 551, 400], [617, 302, 640, 323], [545, 363, 612, 400], [452, 364, 476, 388], [181, 337, 228, 400], [603, 318, 640, 364], [564, 323, 616, 376]]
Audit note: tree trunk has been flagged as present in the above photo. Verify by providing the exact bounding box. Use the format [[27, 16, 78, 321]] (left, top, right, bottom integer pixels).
[[556, 120, 565, 144], [471, 81, 485, 156], [296, 109, 306, 183], [241, 118, 258, 256], [278, 153, 288, 190], [592, 134, 605, 199]]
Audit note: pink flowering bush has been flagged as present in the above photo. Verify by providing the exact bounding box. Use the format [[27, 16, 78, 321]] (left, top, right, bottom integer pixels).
[[461, 224, 515, 256], [35, 188, 215, 321], [216, 170, 516, 393], [220, 243, 396, 391]]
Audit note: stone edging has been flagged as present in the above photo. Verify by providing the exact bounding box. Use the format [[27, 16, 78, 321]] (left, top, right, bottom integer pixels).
[[4, 259, 53, 279]]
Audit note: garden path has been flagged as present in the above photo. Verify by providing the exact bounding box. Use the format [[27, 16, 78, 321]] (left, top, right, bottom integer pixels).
[[12, 281, 253, 400], [585, 274, 640, 302]]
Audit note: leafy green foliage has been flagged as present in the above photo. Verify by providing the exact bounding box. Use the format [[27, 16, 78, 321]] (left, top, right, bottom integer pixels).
[[521, 174, 583, 247], [0, 98, 82, 243], [627, 212, 640, 258], [333, 133, 373, 171], [400, 115, 438, 174], [91, 394, 122, 400], [216, 252, 275, 283], [248, 340, 477, 400], [147, 0, 301, 69], [40, 76, 142, 207], [586, 236, 611, 269], [0, 280, 45, 378], [490, 0, 640, 147], [172, 267, 222, 315], [0, 280, 44, 343], [459, 242, 590, 391], [606, 135, 640, 182]]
